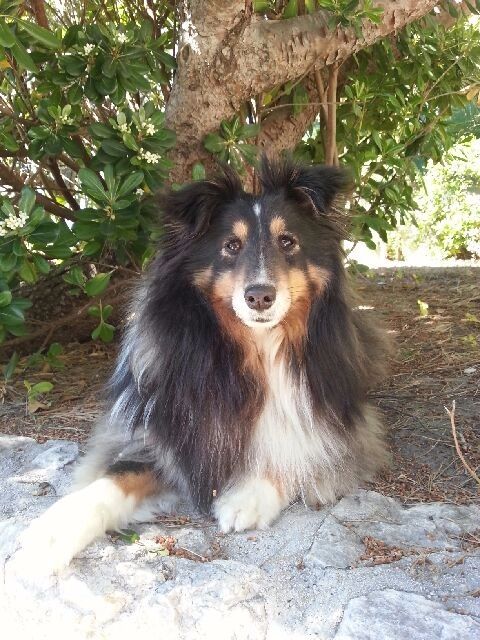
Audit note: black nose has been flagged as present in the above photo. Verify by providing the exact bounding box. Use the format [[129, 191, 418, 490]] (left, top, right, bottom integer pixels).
[[244, 285, 277, 311]]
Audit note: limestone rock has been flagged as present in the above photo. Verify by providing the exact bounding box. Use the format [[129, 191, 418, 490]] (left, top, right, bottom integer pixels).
[[335, 589, 480, 639], [1, 434, 479, 640]]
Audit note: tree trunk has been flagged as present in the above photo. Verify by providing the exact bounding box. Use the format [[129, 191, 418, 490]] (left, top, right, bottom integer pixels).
[[165, 0, 442, 183]]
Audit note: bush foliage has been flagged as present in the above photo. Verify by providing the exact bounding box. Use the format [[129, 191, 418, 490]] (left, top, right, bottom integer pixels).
[[398, 139, 480, 260], [0, 1, 479, 345]]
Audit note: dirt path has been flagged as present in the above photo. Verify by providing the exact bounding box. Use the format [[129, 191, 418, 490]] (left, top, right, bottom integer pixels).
[[1, 266, 478, 505]]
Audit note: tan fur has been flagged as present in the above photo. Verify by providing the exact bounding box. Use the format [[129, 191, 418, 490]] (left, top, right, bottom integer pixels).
[[279, 267, 311, 353], [193, 265, 213, 290], [307, 263, 330, 294], [232, 219, 248, 242], [212, 270, 236, 300], [211, 272, 263, 376], [269, 216, 286, 237], [266, 472, 288, 501], [113, 470, 159, 501]]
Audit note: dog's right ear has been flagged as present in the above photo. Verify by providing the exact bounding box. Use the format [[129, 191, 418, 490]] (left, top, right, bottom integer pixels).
[[159, 167, 244, 239]]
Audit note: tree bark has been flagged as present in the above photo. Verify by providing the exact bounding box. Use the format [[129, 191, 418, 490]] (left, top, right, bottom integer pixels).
[[166, 0, 441, 183]]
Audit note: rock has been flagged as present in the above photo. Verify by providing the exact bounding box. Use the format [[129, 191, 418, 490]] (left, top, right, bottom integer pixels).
[[1, 434, 479, 640], [335, 589, 480, 639], [306, 515, 365, 568]]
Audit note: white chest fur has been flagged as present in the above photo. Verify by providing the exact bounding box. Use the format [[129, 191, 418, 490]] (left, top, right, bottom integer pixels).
[[249, 328, 346, 499]]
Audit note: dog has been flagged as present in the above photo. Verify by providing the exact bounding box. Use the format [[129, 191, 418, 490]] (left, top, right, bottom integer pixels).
[[15, 157, 389, 574]]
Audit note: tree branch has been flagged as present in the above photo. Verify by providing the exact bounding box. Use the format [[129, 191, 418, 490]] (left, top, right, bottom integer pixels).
[[257, 72, 321, 156], [325, 63, 338, 166], [257, 60, 351, 161], [244, 1, 441, 94], [166, 0, 446, 182], [31, 0, 49, 28], [48, 159, 80, 210], [0, 163, 75, 221]]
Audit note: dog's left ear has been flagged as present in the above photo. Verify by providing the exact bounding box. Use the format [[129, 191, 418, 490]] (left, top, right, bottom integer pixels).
[[159, 167, 244, 238], [259, 156, 352, 215]]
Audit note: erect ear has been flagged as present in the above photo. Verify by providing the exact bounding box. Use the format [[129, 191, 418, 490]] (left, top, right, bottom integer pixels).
[[259, 155, 352, 215], [158, 166, 244, 238]]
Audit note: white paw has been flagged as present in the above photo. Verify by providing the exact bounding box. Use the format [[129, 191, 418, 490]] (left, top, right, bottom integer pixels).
[[11, 479, 132, 577], [12, 497, 95, 577], [213, 477, 285, 533]]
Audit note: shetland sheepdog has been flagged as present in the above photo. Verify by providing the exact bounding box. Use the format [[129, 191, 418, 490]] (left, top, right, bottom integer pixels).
[[15, 158, 389, 573]]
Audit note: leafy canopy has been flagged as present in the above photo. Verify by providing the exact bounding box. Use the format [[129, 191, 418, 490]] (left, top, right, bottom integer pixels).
[[0, 0, 479, 346]]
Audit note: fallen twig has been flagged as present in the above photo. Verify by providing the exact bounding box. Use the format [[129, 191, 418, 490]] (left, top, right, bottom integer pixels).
[[445, 400, 480, 487]]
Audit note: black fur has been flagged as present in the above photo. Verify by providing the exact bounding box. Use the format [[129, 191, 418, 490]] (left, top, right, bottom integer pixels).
[[104, 157, 388, 512]]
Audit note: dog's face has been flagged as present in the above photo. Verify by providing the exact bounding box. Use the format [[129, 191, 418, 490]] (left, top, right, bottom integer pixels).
[[194, 194, 334, 329], [162, 160, 349, 331]]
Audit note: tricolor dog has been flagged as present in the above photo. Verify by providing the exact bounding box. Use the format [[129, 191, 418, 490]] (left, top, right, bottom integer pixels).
[[16, 158, 389, 573]]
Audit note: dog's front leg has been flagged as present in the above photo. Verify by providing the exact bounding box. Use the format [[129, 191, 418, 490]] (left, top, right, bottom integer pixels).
[[11, 464, 159, 576], [213, 476, 289, 533]]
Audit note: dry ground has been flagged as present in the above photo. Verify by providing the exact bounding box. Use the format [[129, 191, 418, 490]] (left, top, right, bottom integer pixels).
[[1, 266, 478, 505]]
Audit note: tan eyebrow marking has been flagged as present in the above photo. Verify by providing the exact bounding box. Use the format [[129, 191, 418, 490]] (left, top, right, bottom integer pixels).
[[270, 216, 286, 236], [232, 220, 248, 242]]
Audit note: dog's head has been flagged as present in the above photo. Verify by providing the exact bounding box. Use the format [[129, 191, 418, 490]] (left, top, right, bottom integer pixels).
[[160, 158, 350, 330]]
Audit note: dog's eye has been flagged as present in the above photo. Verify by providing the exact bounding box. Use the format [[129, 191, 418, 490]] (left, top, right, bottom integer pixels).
[[225, 238, 242, 255], [279, 235, 296, 251]]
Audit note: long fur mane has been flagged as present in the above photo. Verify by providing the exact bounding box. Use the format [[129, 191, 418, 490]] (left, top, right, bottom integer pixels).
[[108, 158, 387, 509]]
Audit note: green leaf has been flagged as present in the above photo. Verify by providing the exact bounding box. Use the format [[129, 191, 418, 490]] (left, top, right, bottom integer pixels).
[[78, 168, 108, 203], [89, 123, 113, 139], [10, 41, 38, 72], [30, 381, 54, 395], [122, 132, 139, 151], [103, 164, 116, 196], [254, 0, 272, 11], [32, 253, 50, 275], [102, 304, 113, 320], [0, 131, 19, 152], [3, 351, 19, 381], [204, 133, 225, 154], [47, 342, 63, 356], [372, 131, 382, 151], [1, 201, 15, 217], [192, 162, 206, 181], [117, 528, 140, 544], [67, 84, 83, 105], [0, 304, 25, 327], [117, 172, 144, 198], [283, 0, 298, 18], [91, 321, 115, 342], [238, 143, 258, 165], [157, 51, 176, 70], [72, 220, 100, 241], [18, 259, 37, 284], [0, 254, 17, 271], [101, 139, 127, 158], [0, 21, 16, 48], [85, 272, 111, 297], [83, 240, 102, 256], [18, 20, 61, 49], [63, 266, 86, 288], [239, 124, 260, 139], [19, 187, 36, 215], [292, 84, 309, 116], [87, 304, 100, 318], [0, 290, 12, 307]]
